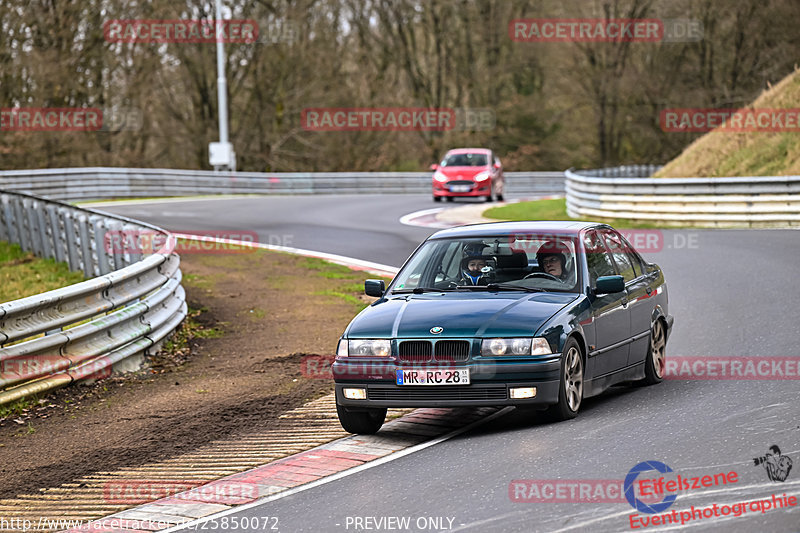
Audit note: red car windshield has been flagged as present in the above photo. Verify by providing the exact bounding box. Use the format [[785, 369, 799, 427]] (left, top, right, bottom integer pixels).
[[441, 153, 488, 167]]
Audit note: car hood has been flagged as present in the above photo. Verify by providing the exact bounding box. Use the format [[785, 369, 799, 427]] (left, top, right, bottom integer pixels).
[[346, 292, 578, 339], [437, 166, 490, 179]]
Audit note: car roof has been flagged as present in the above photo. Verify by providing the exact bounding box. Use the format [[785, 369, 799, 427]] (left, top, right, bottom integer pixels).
[[429, 221, 602, 239], [444, 148, 491, 155]]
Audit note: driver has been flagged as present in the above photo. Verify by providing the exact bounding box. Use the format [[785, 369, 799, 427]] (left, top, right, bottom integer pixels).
[[535, 240, 571, 281]]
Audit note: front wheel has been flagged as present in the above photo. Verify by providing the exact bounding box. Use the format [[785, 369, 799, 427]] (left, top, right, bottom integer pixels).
[[544, 338, 583, 421], [638, 319, 666, 385], [336, 404, 386, 434], [433, 195, 442, 202]]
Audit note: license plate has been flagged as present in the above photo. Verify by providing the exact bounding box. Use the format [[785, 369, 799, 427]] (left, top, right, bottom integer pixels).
[[396, 368, 470, 386], [449, 185, 471, 192]]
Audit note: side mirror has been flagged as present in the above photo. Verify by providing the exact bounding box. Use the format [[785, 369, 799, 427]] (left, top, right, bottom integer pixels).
[[595, 275, 625, 295], [430, 163, 439, 171], [493, 162, 501, 169], [365, 279, 385, 297]]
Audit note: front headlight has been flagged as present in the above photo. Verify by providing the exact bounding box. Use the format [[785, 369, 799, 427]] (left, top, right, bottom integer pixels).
[[474, 171, 491, 182], [433, 171, 448, 182], [482, 338, 531, 356], [348, 339, 391, 357], [481, 337, 553, 356]]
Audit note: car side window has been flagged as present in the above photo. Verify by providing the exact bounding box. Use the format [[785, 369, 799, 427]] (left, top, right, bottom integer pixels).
[[617, 233, 644, 278], [583, 231, 616, 287], [602, 230, 637, 283]]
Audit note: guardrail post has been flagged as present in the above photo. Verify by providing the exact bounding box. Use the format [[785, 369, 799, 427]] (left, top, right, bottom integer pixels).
[[107, 220, 125, 271], [36, 205, 54, 260], [60, 208, 81, 272], [27, 199, 45, 257], [76, 214, 94, 277], [91, 215, 112, 275], [46, 204, 65, 263], [12, 196, 29, 252], [0, 195, 9, 242]]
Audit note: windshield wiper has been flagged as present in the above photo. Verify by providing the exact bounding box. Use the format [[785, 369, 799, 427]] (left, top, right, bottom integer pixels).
[[455, 284, 546, 293], [392, 287, 455, 294]]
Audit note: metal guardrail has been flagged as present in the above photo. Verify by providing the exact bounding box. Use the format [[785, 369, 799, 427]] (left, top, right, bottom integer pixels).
[[0, 191, 186, 406], [566, 166, 800, 227], [0, 167, 566, 200]]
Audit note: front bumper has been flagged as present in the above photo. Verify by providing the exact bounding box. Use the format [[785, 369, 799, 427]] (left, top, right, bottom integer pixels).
[[433, 180, 491, 197], [334, 357, 561, 408]]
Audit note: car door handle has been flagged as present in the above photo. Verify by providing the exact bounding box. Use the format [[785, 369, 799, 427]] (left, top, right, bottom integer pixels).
[[621, 298, 628, 307], [646, 287, 653, 295]]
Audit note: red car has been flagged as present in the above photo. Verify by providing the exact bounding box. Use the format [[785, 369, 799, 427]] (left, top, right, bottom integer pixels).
[[431, 148, 504, 202]]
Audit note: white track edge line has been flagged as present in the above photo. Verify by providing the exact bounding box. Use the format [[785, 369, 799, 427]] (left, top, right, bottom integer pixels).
[[171, 233, 399, 277]]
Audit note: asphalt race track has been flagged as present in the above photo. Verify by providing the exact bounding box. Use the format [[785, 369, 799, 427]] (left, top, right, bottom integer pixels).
[[101, 195, 800, 532]]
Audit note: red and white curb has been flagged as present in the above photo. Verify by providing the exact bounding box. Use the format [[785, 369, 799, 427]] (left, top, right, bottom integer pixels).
[[62, 407, 509, 532]]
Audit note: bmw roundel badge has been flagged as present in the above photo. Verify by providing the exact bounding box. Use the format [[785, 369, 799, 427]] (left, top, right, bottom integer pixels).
[[430, 326, 443, 334]]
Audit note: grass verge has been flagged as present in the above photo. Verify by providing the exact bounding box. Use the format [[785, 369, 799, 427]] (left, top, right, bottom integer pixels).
[[301, 257, 392, 311], [0, 241, 85, 303], [484, 198, 684, 229]]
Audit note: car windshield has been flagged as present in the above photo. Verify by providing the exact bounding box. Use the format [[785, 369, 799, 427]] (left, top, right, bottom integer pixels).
[[391, 235, 579, 293], [440, 153, 488, 167]]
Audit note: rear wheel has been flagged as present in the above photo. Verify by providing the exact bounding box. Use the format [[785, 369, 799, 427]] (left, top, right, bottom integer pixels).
[[336, 404, 386, 434], [544, 338, 583, 421], [496, 193, 504, 202], [639, 319, 666, 385]]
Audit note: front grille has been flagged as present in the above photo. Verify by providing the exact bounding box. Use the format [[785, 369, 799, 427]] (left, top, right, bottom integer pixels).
[[446, 180, 474, 187], [368, 386, 507, 401], [434, 340, 471, 362], [399, 341, 432, 362]]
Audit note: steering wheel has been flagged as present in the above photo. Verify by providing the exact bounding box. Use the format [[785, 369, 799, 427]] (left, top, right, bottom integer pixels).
[[524, 272, 562, 282]]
